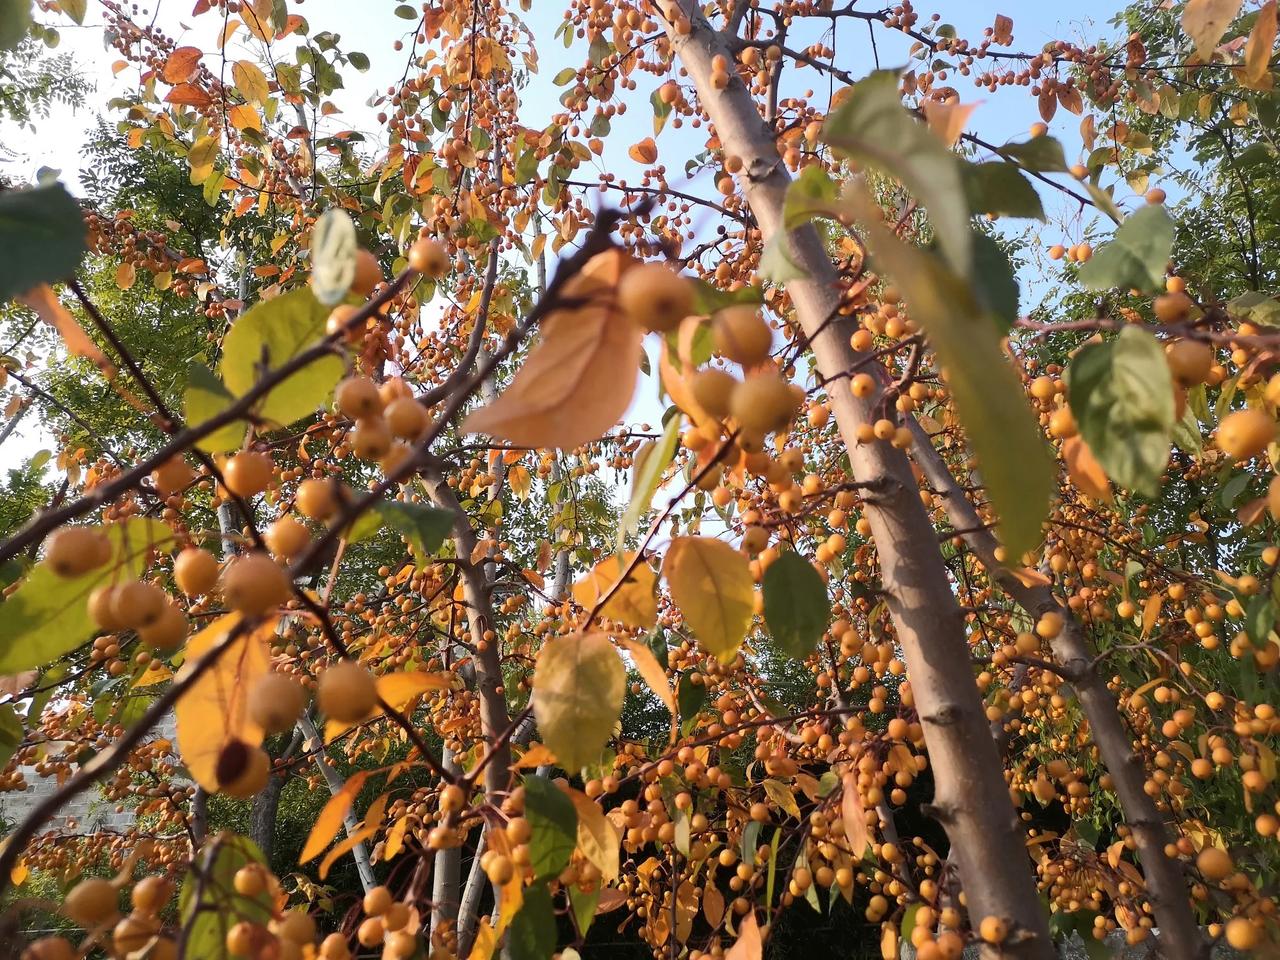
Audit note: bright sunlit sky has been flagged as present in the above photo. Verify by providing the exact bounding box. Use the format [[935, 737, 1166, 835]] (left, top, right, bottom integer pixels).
[[1, 0, 1133, 470]]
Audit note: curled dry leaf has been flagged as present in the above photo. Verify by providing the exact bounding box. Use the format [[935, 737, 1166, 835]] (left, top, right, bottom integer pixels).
[[462, 249, 642, 449]]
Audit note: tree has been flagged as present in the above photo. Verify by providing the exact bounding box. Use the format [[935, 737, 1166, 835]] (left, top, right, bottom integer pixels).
[[1, 0, 1279, 959]]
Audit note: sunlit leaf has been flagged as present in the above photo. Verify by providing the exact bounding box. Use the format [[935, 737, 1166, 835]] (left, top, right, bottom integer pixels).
[[572, 553, 658, 629], [619, 636, 675, 716], [309, 208, 357, 307], [1182, 0, 1245, 60], [184, 362, 248, 452], [300, 771, 369, 863], [532, 632, 624, 772], [220, 288, 343, 428], [561, 784, 620, 882], [619, 411, 681, 542], [663, 537, 754, 663]]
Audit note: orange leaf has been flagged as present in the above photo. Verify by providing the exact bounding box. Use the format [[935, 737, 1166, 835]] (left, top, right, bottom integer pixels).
[[116, 261, 136, 290], [165, 83, 213, 107], [992, 14, 1014, 45], [1062, 435, 1113, 503], [619, 636, 675, 717], [726, 911, 763, 960], [376, 671, 451, 713], [1246, 0, 1277, 85], [300, 771, 369, 863], [922, 100, 978, 147], [1141, 593, 1162, 638], [162, 46, 202, 83], [18, 285, 107, 371], [461, 249, 642, 449], [628, 137, 658, 164], [228, 103, 262, 132], [175, 613, 275, 792], [841, 771, 870, 856]]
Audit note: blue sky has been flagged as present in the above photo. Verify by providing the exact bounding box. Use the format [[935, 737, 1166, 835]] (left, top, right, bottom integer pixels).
[[1, 0, 1133, 464]]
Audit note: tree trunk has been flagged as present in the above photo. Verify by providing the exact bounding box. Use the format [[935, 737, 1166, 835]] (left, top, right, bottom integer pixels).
[[249, 767, 285, 864], [662, 4, 1052, 955], [909, 425, 1208, 960], [431, 747, 464, 941], [297, 713, 376, 893]]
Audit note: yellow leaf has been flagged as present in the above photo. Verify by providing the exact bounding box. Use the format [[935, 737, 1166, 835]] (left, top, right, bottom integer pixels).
[[115, 261, 136, 290], [572, 553, 658, 629], [619, 636, 675, 716], [376, 671, 451, 713], [561, 785, 620, 882], [461, 249, 642, 449], [232, 59, 270, 104], [384, 816, 409, 861], [663, 537, 754, 662], [532, 632, 625, 772], [515, 743, 555, 768], [1062, 435, 1113, 503], [300, 771, 370, 863], [468, 922, 497, 960], [762, 778, 801, 820], [1182, 0, 1245, 60], [188, 135, 219, 184], [175, 613, 274, 792], [131, 660, 172, 688], [726, 910, 762, 960], [508, 464, 532, 500], [703, 880, 725, 928], [319, 824, 376, 880], [10, 861, 28, 886]]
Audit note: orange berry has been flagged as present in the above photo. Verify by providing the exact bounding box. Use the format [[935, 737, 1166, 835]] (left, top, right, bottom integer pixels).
[[174, 547, 220, 597], [221, 552, 292, 616], [618, 262, 693, 334], [318, 661, 378, 723], [223, 451, 274, 499]]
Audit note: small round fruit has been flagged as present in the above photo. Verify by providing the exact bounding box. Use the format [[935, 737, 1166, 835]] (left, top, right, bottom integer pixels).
[[978, 915, 1007, 944], [222, 553, 292, 616], [1196, 846, 1233, 881], [1154, 291, 1193, 324], [617, 261, 693, 333], [1225, 916, 1264, 950], [336, 376, 383, 420], [690, 368, 738, 418], [223, 451, 274, 499], [1217, 408, 1276, 461], [318, 660, 378, 723], [713, 306, 772, 366], [1166, 339, 1213, 386], [174, 547, 220, 597], [274, 909, 317, 945], [363, 885, 393, 917], [350, 249, 383, 297], [88, 585, 127, 631], [113, 913, 159, 954], [226, 920, 259, 956], [385, 397, 428, 439], [327, 304, 363, 343], [21, 937, 75, 960], [357, 917, 385, 948], [248, 672, 308, 735], [352, 418, 393, 461], [234, 864, 267, 897], [45, 526, 111, 578], [319, 932, 351, 959], [729, 372, 800, 435], [382, 902, 411, 932], [111, 580, 168, 630], [64, 877, 118, 926], [384, 930, 417, 960], [131, 876, 171, 915], [408, 237, 449, 278], [296, 479, 340, 521], [138, 602, 188, 652], [220, 744, 270, 798], [152, 457, 193, 495], [265, 515, 310, 561]]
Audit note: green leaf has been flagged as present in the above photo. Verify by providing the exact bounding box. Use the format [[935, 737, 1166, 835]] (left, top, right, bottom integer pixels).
[[1066, 326, 1175, 497], [689, 281, 763, 317], [1245, 594, 1275, 647], [179, 834, 273, 960], [393, 3, 416, 17], [309, 208, 357, 307], [219, 288, 344, 428], [1084, 181, 1124, 225], [856, 199, 1054, 558], [184, 363, 248, 453], [1077, 205, 1174, 293], [0, 182, 87, 300], [762, 551, 828, 659], [552, 67, 577, 86], [523, 776, 577, 881], [823, 71, 970, 272], [650, 87, 673, 135], [619, 412, 681, 542], [568, 884, 599, 936], [60, 0, 86, 24], [0, 519, 172, 673], [996, 135, 1068, 173], [1227, 291, 1280, 327], [0, 0, 31, 49], [0, 704, 23, 770], [783, 165, 846, 229], [962, 161, 1045, 220], [759, 232, 809, 284], [1172, 404, 1203, 454], [377, 501, 453, 564], [347, 51, 370, 71], [677, 670, 706, 733], [509, 883, 557, 960], [971, 232, 1020, 333]]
